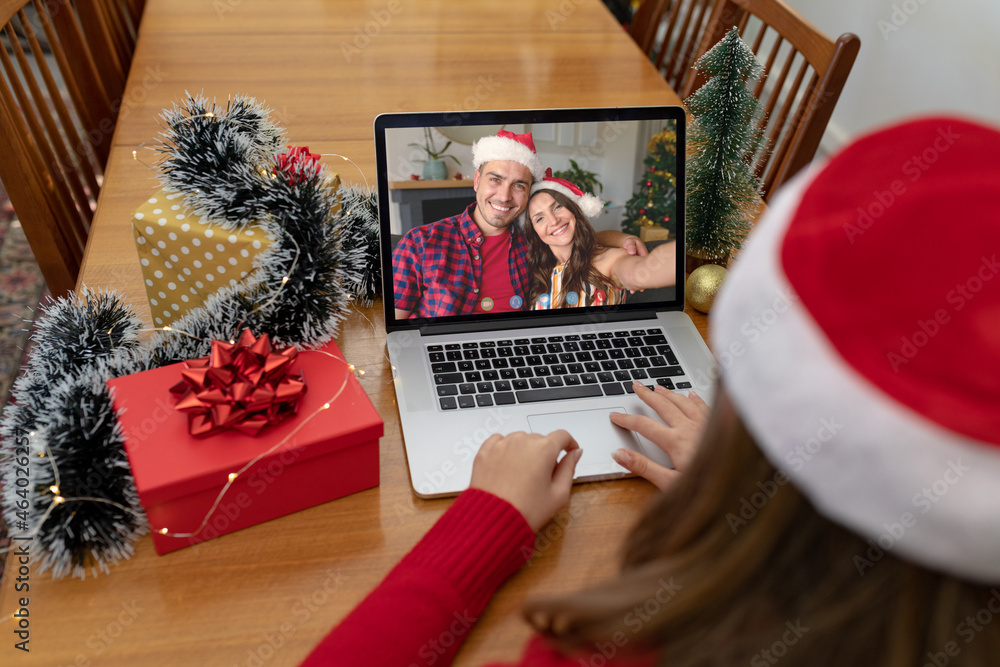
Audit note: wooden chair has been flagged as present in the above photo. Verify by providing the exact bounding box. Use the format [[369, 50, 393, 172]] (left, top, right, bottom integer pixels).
[[0, 0, 141, 297], [629, 0, 718, 97], [681, 0, 861, 200]]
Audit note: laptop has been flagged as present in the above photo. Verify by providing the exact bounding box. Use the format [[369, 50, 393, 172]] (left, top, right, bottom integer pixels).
[[374, 106, 717, 498]]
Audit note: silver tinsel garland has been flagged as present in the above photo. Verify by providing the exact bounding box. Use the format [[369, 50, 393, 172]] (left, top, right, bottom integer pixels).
[[0, 94, 380, 578]]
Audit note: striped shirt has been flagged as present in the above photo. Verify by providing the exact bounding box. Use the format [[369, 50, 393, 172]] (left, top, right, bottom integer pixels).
[[392, 204, 530, 318], [531, 263, 625, 310]]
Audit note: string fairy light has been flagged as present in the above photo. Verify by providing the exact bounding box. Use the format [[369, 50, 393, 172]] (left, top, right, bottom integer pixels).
[[143, 348, 360, 540], [0, 95, 380, 574], [349, 304, 396, 381], [131, 111, 259, 171], [320, 153, 370, 191]]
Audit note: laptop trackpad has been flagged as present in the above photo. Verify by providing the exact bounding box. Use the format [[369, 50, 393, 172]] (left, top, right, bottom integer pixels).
[[526, 408, 639, 480]]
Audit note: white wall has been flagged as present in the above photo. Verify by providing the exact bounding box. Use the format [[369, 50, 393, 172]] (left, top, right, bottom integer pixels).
[[784, 0, 1000, 151], [384, 121, 652, 232]]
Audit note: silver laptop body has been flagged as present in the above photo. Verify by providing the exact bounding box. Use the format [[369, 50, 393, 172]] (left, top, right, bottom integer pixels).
[[375, 107, 717, 498]]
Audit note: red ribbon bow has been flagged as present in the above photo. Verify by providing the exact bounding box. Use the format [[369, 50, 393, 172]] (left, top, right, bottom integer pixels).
[[169, 329, 307, 438], [274, 145, 322, 186]]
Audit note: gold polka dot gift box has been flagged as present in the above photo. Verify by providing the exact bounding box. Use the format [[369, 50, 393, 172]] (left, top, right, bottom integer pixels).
[[131, 190, 272, 326]]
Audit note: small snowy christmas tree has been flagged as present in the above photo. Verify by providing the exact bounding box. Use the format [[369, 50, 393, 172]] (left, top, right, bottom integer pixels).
[[685, 28, 766, 262]]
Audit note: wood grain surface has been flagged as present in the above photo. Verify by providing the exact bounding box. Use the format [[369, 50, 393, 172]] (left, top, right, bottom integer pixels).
[[0, 2, 714, 665]]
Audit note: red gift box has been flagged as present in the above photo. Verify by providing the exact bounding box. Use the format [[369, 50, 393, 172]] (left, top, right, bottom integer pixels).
[[107, 340, 382, 555]]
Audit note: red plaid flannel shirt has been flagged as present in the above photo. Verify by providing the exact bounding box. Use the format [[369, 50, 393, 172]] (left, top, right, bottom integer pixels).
[[392, 204, 529, 318]]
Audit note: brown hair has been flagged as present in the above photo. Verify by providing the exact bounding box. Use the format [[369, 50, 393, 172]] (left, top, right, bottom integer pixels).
[[524, 189, 612, 308], [525, 387, 1000, 666]]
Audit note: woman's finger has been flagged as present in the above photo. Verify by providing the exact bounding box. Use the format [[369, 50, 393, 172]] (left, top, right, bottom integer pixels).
[[609, 410, 675, 447], [551, 448, 584, 497], [687, 389, 711, 417], [538, 429, 580, 462], [612, 448, 679, 492], [631, 383, 688, 425], [649, 384, 707, 422]]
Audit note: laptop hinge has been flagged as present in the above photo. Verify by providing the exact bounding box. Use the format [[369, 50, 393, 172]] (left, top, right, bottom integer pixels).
[[416, 308, 664, 337]]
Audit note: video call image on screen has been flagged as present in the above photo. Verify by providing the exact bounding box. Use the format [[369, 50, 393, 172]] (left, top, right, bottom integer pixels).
[[386, 118, 680, 322]]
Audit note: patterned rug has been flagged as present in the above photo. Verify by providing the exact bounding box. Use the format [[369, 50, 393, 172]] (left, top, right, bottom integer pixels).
[[0, 180, 48, 577], [0, 182, 47, 409]]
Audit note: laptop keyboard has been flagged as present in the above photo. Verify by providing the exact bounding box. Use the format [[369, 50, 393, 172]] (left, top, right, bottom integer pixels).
[[428, 327, 693, 410]]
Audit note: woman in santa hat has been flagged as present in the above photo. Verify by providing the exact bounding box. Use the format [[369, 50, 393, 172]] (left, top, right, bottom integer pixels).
[[524, 171, 678, 310], [303, 116, 1000, 666]]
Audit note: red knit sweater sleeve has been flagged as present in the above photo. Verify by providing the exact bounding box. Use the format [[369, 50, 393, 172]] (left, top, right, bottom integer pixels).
[[300, 488, 538, 666]]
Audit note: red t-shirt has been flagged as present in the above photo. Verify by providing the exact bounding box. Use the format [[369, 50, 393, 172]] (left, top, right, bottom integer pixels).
[[473, 230, 522, 314]]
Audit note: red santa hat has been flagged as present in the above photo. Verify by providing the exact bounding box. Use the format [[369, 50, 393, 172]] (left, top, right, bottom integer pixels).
[[710, 116, 1000, 582], [471, 130, 546, 181], [528, 169, 605, 219]]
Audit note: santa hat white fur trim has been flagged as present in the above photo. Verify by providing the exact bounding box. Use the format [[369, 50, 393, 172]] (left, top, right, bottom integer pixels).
[[472, 135, 546, 181], [530, 180, 604, 220], [711, 166, 1000, 583]]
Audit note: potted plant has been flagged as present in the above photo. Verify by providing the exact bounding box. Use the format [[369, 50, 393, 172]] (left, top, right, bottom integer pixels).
[[409, 127, 461, 180], [553, 159, 604, 198]]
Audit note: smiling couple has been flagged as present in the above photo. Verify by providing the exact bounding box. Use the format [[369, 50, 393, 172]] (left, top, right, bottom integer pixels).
[[391, 130, 677, 319]]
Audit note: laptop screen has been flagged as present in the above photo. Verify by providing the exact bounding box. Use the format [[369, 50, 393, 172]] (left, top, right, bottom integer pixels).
[[374, 107, 685, 331]]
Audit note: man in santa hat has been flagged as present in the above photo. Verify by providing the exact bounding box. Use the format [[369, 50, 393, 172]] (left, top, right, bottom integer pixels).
[[392, 130, 645, 319]]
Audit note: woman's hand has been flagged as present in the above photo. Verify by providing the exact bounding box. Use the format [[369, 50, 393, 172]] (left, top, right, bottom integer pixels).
[[620, 235, 649, 257], [609, 383, 709, 491], [470, 430, 583, 531]]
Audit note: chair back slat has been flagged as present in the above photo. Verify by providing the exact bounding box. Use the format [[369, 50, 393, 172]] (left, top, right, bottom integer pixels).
[[9, 14, 95, 236], [1, 27, 90, 250], [0, 63, 83, 289], [629, 0, 669, 54], [39, 0, 115, 165], [753, 33, 783, 98], [633, 0, 717, 95], [0, 0, 145, 297], [760, 56, 808, 177], [75, 0, 129, 94], [13, 13, 101, 205], [674, 0, 860, 200], [664, 0, 714, 94], [651, 1, 682, 70]]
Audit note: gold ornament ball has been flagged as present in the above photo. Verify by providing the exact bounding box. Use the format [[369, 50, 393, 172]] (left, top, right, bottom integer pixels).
[[686, 264, 728, 313]]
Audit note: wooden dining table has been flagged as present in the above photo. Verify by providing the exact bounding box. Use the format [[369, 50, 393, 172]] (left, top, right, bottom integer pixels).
[[1, 1, 714, 664]]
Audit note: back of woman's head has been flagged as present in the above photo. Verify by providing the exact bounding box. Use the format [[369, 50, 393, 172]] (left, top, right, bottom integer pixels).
[[527, 389, 1000, 665], [526, 116, 1000, 665]]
